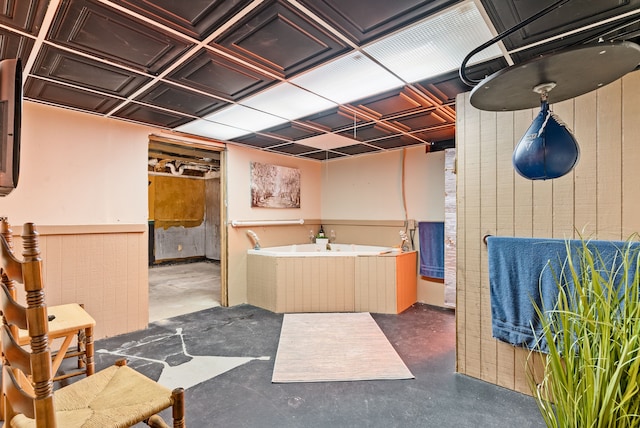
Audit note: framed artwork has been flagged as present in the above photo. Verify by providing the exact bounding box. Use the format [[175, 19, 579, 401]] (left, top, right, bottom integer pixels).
[[250, 162, 300, 208]]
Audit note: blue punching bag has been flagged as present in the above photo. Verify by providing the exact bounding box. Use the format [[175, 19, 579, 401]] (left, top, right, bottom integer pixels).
[[512, 100, 580, 180]]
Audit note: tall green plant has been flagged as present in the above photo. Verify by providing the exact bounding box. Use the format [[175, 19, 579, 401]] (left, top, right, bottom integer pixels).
[[528, 239, 640, 428]]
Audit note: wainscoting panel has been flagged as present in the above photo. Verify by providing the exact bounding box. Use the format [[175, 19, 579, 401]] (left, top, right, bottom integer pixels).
[[10, 224, 148, 340]]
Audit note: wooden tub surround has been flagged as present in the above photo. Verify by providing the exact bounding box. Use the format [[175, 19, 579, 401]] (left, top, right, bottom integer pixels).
[[247, 249, 417, 314]]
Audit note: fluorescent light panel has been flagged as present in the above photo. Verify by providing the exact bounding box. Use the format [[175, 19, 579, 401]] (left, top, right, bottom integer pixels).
[[242, 82, 337, 120], [204, 104, 289, 132], [291, 52, 405, 104], [176, 119, 251, 140], [363, 1, 502, 83]]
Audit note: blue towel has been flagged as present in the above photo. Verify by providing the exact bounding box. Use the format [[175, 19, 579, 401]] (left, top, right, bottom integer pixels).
[[487, 236, 638, 351], [418, 222, 444, 279]]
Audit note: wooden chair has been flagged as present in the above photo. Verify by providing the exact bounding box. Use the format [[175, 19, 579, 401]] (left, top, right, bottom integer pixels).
[[0, 222, 185, 427], [0, 219, 96, 384]]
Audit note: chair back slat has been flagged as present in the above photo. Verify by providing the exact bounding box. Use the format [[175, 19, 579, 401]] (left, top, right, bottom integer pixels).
[[2, 323, 35, 420], [0, 220, 57, 427], [3, 366, 36, 419], [0, 281, 27, 330], [1, 325, 31, 375]]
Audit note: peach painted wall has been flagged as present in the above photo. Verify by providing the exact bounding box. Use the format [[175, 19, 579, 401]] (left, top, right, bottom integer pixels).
[[225, 145, 322, 306], [6, 101, 449, 339], [320, 147, 446, 306], [5, 102, 151, 225], [2, 101, 154, 338]]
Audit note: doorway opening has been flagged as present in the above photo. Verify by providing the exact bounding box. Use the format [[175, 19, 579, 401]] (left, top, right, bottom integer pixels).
[[147, 136, 225, 322]]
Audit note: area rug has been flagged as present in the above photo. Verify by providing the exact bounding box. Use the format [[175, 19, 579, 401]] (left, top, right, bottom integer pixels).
[[272, 312, 414, 383]]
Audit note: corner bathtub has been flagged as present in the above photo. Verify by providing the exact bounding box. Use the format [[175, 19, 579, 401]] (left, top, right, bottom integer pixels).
[[247, 244, 417, 314]]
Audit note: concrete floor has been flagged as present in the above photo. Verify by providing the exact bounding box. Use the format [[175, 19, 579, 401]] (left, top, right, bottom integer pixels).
[[148, 260, 221, 322], [90, 302, 545, 427]]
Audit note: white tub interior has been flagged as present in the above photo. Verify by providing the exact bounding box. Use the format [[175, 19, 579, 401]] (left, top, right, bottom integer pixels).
[[247, 243, 398, 256]]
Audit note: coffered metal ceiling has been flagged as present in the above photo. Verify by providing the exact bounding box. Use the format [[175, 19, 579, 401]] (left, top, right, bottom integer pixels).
[[5, 0, 640, 160]]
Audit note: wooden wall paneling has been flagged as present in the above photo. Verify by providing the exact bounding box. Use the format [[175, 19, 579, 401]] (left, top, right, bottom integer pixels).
[[300, 257, 309, 311], [328, 258, 337, 311], [332, 258, 341, 311], [294, 257, 305, 311], [246, 254, 256, 306], [42, 235, 63, 305], [99, 234, 124, 337], [121, 233, 137, 333], [300, 257, 311, 311], [328, 257, 339, 311], [314, 258, 326, 311], [280, 258, 290, 311], [511, 348, 532, 394], [59, 235, 80, 307], [455, 93, 467, 374], [309, 258, 320, 312], [513, 108, 535, 238], [339, 257, 352, 312], [573, 91, 598, 237], [105, 234, 128, 334], [343, 257, 355, 312], [368, 256, 381, 312], [263, 256, 278, 311], [132, 232, 148, 332], [354, 257, 365, 312], [622, 72, 640, 236], [495, 110, 516, 390], [574, 91, 598, 238], [293, 257, 305, 311], [361, 257, 380, 312], [322, 258, 335, 312], [480, 109, 497, 384], [278, 258, 288, 312], [302, 258, 312, 311], [457, 70, 640, 395], [102, 234, 118, 334], [550, 99, 576, 239], [344, 258, 352, 311], [532, 180, 553, 236], [11, 230, 148, 339], [247, 255, 265, 310], [363, 257, 377, 311], [512, 108, 535, 394], [495, 110, 515, 236], [369, 257, 383, 312], [68, 235, 91, 311], [597, 80, 623, 240], [463, 92, 482, 379], [368, 257, 388, 312], [83, 235, 104, 335]]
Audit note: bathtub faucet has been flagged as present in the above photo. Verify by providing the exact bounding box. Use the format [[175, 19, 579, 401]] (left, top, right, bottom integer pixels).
[[247, 230, 261, 250], [399, 230, 410, 252]]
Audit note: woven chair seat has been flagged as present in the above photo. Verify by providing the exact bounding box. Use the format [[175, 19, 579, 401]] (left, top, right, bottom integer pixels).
[[10, 364, 173, 428]]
